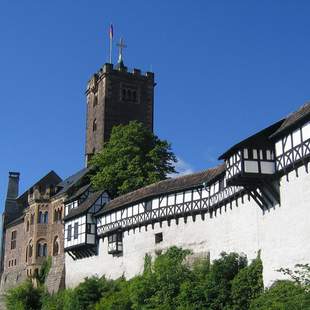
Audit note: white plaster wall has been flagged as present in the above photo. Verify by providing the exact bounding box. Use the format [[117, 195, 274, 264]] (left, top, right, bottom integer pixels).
[[66, 167, 310, 288]]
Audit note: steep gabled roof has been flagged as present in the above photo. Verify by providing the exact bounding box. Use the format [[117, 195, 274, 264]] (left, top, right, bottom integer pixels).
[[17, 170, 62, 203], [4, 170, 61, 226], [96, 164, 225, 216], [270, 102, 310, 139], [65, 190, 104, 220], [218, 120, 284, 160], [54, 167, 91, 198]]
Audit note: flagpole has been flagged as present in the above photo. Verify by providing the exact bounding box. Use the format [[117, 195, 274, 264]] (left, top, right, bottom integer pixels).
[[109, 36, 112, 64], [109, 24, 113, 64]]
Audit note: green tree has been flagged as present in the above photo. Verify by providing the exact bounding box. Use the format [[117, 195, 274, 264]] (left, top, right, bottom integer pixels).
[[177, 258, 211, 310], [231, 253, 264, 310], [249, 280, 310, 310], [203, 252, 248, 310], [130, 247, 192, 310], [95, 278, 132, 310], [90, 121, 177, 197]]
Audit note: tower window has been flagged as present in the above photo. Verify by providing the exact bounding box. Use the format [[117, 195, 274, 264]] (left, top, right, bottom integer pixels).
[[93, 94, 98, 107], [11, 231, 17, 250], [93, 119, 97, 132], [121, 86, 138, 103]]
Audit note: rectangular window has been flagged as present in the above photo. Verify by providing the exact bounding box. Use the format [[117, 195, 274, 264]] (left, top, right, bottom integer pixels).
[[67, 225, 72, 241], [155, 232, 163, 244], [86, 223, 92, 234], [145, 201, 152, 212], [11, 231, 17, 250], [74, 222, 78, 239], [243, 148, 248, 159], [253, 149, 258, 159]]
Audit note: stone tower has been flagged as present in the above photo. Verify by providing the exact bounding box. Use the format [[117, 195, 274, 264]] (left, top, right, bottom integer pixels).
[[84, 61, 155, 166]]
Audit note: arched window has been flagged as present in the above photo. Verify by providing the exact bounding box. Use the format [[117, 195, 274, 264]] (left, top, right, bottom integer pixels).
[[53, 236, 59, 256], [93, 119, 97, 132], [29, 243, 33, 258], [43, 211, 48, 224], [30, 214, 34, 225], [38, 211, 43, 224], [37, 240, 47, 257]]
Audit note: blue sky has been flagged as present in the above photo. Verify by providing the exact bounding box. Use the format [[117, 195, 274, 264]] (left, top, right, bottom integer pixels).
[[1, 1, 310, 209]]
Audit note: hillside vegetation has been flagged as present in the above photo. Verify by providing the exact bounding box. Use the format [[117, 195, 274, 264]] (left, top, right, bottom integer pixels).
[[5, 247, 310, 310]]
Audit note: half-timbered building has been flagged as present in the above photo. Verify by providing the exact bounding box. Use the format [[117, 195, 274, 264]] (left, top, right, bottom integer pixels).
[[65, 102, 310, 288]]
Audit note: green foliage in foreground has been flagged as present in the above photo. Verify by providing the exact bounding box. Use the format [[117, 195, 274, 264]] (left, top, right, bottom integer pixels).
[[5, 280, 43, 310], [90, 121, 177, 198], [6, 247, 310, 310]]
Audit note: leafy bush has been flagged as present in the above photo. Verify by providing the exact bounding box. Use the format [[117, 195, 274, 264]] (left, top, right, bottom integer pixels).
[[11, 247, 309, 310], [249, 280, 310, 310], [5, 280, 43, 310], [231, 253, 263, 310]]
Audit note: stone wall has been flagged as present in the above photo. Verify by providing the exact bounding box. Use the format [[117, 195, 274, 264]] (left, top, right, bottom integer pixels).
[[45, 253, 65, 294], [66, 167, 310, 288], [0, 220, 26, 293]]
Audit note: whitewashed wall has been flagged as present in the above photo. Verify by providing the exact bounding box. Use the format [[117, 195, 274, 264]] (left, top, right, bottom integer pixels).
[[66, 167, 310, 288]]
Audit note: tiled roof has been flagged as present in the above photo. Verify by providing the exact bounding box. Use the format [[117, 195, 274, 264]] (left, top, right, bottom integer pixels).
[[96, 164, 225, 215], [54, 167, 90, 197], [64, 190, 104, 220], [65, 184, 91, 203], [270, 102, 310, 138], [218, 120, 284, 160]]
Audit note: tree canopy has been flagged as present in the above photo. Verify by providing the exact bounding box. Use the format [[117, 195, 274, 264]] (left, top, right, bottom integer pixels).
[[90, 121, 177, 198]]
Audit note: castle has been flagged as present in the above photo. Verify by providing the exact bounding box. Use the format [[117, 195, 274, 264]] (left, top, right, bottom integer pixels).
[[1, 48, 310, 294]]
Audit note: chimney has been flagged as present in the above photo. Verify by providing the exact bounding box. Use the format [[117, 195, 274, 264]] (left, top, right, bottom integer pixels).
[[6, 172, 20, 200]]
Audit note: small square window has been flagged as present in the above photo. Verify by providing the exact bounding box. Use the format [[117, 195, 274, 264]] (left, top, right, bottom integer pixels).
[[155, 232, 163, 244]]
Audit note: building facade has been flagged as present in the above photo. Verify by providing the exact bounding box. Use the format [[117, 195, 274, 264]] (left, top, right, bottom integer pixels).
[[65, 103, 310, 288]]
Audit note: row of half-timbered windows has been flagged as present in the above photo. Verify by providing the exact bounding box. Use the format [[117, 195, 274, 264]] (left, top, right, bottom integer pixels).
[[275, 122, 310, 156], [97, 182, 244, 235], [64, 216, 89, 248], [243, 148, 274, 161], [99, 181, 230, 228], [275, 122, 310, 171]]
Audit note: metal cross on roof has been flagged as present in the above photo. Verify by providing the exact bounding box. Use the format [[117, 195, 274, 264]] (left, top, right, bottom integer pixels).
[[117, 37, 127, 64]]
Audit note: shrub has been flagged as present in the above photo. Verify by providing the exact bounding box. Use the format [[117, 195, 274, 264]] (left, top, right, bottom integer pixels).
[[5, 280, 43, 310], [249, 280, 310, 310], [231, 253, 264, 310]]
